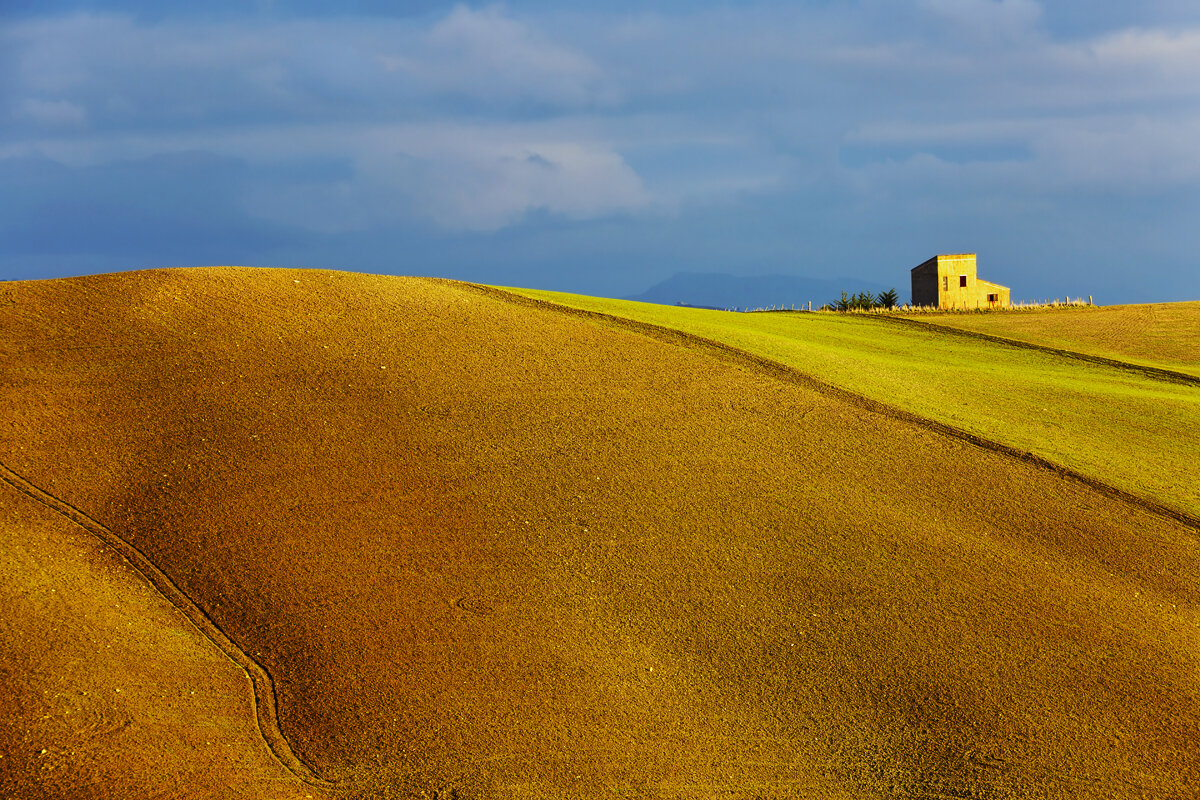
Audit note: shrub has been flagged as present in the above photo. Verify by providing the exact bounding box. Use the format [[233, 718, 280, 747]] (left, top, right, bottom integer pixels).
[[828, 290, 882, 311]]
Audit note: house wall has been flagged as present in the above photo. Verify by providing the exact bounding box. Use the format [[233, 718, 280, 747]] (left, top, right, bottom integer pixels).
[[935, 254, 978, 310], [911, 257, 941, 307], [910, 254, 1011, 309], [911, 253, 977, 308], [977, 279, 1011, 308]]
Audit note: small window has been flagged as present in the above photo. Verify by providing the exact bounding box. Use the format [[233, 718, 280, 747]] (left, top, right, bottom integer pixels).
[[959, 275, 968, 288], [987, 293, 998, 302], [942, 276, 948, 291]]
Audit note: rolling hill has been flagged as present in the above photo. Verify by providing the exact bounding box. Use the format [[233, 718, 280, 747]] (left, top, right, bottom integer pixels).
[[909, 302, 1200, 380], [508, 288, 1200, 522], [2, 268, 1198, 799]]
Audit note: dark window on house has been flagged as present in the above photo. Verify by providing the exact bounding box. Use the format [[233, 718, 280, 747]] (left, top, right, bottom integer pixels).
[[959, 275, 968, 287], [988, 293, 998, 302], [943, 276, 948, 291]]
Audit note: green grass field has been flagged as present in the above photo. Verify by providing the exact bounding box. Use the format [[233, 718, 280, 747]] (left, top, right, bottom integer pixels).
[[506, 288, 1200, 521], [910, 302, 1200, 379]]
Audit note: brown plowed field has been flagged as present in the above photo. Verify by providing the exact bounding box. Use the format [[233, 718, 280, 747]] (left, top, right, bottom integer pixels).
[[2, 268, 1199, 799], [0, 462, 323, 800]]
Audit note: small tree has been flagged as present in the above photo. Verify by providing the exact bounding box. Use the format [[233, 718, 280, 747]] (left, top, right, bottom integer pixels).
[[830, 289, 888, 311], [852, 291, 877, 310], [878, 288, 899, 309]]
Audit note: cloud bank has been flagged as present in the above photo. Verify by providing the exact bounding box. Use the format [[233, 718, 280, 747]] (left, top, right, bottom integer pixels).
[[2, 2, 1197, 301]]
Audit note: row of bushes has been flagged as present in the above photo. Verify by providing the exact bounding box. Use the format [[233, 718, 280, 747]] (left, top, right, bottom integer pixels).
[[821, 288, 900, 311], [817, 294, 1096, 314]]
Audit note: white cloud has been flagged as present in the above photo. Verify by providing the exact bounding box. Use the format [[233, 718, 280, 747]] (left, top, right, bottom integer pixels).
[[844, 119, 1037, 147], [234, 122, 653, 233], [418, 140, 651, 230], [3, 4, 1198, 250], [6, 8, 614, 129], [2, 7, 641, 233], [1086, 27, 1200, 72], [353, 126, 654, 232], [918, 0, 1044, 39], [379, 5, 615, 108], [840, 110, 1200, 203], [15, 98, 87, 127], [1032, 114, 1200, 189]]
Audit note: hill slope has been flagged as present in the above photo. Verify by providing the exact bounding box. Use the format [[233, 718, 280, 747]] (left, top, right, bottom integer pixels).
[[508, 288, 1200, 521], [2, 268, 1199, 799], [909, 302, 1200, 379], [0, 467, 318, 800]]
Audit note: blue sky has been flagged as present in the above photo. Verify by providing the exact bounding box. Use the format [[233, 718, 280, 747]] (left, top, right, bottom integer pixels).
[[3, 1, 1198, 303]]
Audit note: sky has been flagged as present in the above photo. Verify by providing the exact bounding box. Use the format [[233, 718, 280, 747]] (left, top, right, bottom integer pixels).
[[2, 1, 1198, 303]]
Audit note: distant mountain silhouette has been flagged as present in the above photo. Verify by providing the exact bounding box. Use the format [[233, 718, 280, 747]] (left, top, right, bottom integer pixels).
[[624, 272, 892, 310]]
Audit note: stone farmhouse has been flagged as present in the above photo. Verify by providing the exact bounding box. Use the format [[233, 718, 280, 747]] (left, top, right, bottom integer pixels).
[[911, 254, 1010, 309]]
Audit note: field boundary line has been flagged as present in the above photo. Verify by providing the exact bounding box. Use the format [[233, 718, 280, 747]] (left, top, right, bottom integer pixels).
[[0, 460, 339, 790], [459, 281, 1200, 533], [879, 315, 1200, 387]]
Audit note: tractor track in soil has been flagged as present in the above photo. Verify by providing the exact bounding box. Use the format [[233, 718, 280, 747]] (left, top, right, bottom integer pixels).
[[0, 460, 339, 791]]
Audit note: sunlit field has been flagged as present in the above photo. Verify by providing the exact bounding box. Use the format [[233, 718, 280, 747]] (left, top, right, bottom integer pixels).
[[509, 288, 1200, 521], [908, 302, 1200, 379], [3, 269, 1198, 799]]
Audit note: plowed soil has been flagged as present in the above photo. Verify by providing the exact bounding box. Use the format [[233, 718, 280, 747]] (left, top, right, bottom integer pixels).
[[2, 268, 1199, 799]]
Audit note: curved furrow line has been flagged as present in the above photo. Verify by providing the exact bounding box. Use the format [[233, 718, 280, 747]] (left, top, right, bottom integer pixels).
[[0, 460, 339, 790], [462, 281, 1200, 534]]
